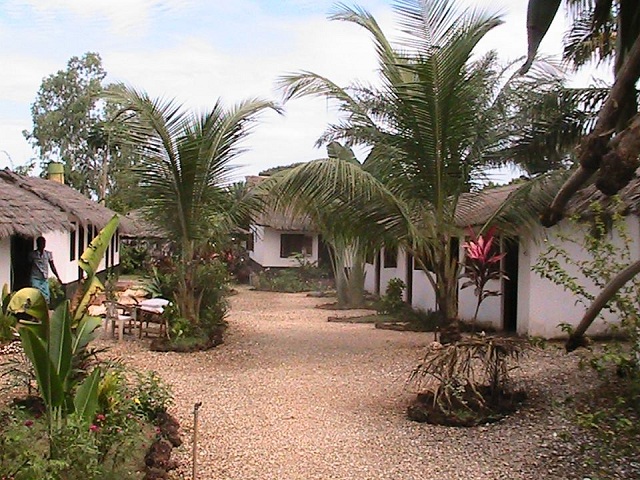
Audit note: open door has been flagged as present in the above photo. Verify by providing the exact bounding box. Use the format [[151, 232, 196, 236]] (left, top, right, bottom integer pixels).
[[502, 237, 519, 333], [11, 235, 34, 291]]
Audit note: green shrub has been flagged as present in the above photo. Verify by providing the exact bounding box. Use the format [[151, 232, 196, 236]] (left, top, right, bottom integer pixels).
[[119, 243, 149, 274], [377, 278, 407, 315], [130, 371, 174, 422], [253, 266, 329, 293], [404, 308, 445, 332], [0, 405, 148, 480]]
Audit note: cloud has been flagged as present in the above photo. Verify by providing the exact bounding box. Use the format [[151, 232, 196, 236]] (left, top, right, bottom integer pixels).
[[4, 0, 194, 36]]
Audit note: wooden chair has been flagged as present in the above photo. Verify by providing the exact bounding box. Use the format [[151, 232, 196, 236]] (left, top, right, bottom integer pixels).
[[104, 301, 136, 341]]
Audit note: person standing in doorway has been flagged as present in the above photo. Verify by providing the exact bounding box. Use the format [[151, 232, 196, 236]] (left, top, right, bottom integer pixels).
[[28, 236, 61, 304]]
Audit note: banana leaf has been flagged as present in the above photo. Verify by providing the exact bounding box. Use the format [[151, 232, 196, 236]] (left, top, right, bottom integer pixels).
[[74, 368, 101, 423], [48, 302, 73, 392], [73, 276, 105, 323], [78, 215, 120, 278], [18, 326, 64, 411], [72, 315, 102, 356], [8, 287, 49, 323]]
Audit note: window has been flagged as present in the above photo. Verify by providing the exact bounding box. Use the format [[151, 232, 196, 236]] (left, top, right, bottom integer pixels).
[[383, 248, 397, 268], [87, 224, 94, 244], [280, 234, 313, 258], [247, 232, 255, 252], [69, 222, 76, 261], [115, 229, 119, 252]]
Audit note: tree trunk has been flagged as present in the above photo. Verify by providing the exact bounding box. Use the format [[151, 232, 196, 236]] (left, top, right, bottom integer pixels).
[[566, 259, 640, 351]]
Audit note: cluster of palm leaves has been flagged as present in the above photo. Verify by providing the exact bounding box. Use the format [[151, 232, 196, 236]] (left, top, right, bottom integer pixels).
[[259, 0, 593, 317], [109, 87, 278, 328]]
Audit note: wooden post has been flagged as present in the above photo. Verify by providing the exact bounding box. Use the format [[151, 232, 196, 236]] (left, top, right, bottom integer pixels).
[[192, 402, 202, 480]]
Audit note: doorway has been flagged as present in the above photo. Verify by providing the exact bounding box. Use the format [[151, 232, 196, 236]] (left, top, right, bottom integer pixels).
[[11, 235, 34, 291], [502, 237, 519, 332]]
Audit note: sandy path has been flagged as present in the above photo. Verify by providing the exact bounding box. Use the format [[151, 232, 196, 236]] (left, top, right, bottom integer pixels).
[[97, 287, 604, 480]]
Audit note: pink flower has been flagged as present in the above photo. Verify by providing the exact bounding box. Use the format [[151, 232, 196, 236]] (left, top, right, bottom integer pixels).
[[24, 420, 33, 427], [89, 424, 99, 432], [96, 413, 106, 422]]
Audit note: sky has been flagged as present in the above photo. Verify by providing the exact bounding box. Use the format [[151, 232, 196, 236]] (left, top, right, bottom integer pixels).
[[0, 0, 610, 181]]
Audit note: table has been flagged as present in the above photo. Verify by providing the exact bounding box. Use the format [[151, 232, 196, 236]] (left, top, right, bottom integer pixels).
[[136, 298, 170, 338]]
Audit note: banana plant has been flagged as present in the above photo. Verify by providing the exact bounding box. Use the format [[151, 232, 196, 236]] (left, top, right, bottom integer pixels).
[[14, 301, 101, 435], [8, 215, 119, 441]]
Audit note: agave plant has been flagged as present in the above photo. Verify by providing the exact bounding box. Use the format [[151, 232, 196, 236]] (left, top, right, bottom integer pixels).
[[461, 226, 507, 329]]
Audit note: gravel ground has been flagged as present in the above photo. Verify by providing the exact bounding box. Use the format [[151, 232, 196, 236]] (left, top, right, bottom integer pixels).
[[2, 287, 633, 479]]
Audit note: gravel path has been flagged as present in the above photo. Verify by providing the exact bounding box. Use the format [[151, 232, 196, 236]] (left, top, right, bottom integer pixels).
[[92, 288, 614, 479]]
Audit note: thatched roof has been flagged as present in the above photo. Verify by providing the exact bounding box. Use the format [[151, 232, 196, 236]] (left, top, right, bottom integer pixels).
[[0, 169, 133, 238], [455, 183, 522, 227], [566, 170, 640, 216], [246, 175, 316, 231], [0, 174, 71, 237], [123, 210, 170, 239], [253, 209, 316, 231]]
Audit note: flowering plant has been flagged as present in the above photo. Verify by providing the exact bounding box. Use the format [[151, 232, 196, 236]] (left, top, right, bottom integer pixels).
[[461, 226, 507, 327]]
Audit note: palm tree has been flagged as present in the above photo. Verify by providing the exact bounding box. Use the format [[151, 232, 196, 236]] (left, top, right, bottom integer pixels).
[[267, 0, 518, 322], [260, 142, 406, 308], [112, 86, 278, 327]]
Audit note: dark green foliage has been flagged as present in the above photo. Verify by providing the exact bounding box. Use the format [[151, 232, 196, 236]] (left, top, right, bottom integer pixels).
[[252, 265, 331, 293], [146, 256, 229, 341], [376, 278, 407, 315], [119, 243, 149, 275]]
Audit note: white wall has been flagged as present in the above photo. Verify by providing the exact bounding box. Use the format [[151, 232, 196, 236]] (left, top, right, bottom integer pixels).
[[517, 237, 532, 336], [523, 216, 640, 338], [458, 277, 502, 330], [43, 223, 121, 286], [0, 237, 10, 289], [411, 268, 437, 312], [43, 230, 75, 284], [250, 225, 319, 268]]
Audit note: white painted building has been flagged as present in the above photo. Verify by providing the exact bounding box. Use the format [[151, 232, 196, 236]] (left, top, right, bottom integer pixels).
[[364, 181, 640, 339], [246, 175, 322, 269], [0, 167, 130, 293]]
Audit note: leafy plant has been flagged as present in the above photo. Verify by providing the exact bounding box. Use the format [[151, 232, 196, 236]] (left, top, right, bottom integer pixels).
[[0, 284, 17, 343], [47, 278, 66, 311], [461, 226, 507, 328], [376, 278, 407, 315], [130, 371, 173, 422], [119, 242, 149, 274], [7, 216, 119, 449]]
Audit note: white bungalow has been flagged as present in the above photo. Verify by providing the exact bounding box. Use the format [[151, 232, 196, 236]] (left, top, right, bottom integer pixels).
[[0, 166, 131, 294], [365, 181, 640, 339], [246, 176, 324, 269]]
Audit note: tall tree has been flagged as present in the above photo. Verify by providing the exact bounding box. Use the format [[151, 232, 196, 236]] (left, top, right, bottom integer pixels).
[[112, 86, 278, 327], [24, 52, 111, 196], [270, 0, 532, 322]]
